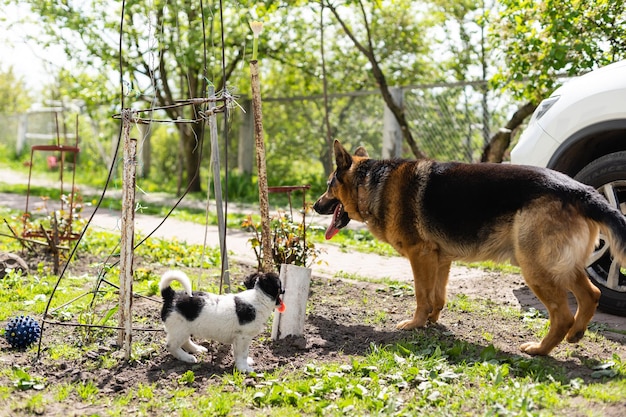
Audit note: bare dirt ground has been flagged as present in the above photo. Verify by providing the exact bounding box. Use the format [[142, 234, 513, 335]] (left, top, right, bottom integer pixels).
[[1, 252, 626, 416]]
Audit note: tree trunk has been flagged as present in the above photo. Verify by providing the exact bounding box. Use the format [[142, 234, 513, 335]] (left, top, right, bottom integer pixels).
[[481, 102, 537, 163]]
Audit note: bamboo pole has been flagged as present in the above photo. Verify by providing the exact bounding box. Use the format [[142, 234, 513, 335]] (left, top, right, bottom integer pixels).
[[118, 109, 137, 359], [250, 22, 273, 273]]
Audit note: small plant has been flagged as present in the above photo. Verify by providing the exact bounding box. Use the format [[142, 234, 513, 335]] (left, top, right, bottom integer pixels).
[[23, 393, 46, 415], [76, 306, 118, 345], [242, 211, 322, 270], [21, 191, 87, 243], [11, 367, 45, 391], [178, 370, 196, 386], [1, 268, 26, 290], [136, 383, 155, 399], [76, 380, 99, 400]]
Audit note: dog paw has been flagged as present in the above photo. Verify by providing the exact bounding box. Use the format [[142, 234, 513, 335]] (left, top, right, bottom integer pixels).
[[566, 329, 585, 343], [396, 319, 426, 330], [519, 342, 549, 356], [176, 353, 198, 363], [247, 357, 255, 366], [235, 364, 254, 373], [427, 310, 442, 323], [196, 345, 209, 353]]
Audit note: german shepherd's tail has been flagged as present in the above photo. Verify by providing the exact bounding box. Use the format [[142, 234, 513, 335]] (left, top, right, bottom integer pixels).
[[583, 193, 626, 265], [160, 270, 194, 302]]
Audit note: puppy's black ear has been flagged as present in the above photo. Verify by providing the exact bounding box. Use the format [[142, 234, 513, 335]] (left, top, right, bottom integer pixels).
[[255, 272, 283, 303], [243, 272, 260, 289]]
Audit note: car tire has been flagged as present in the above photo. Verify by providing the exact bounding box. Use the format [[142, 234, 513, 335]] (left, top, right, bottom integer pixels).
[[574, 151, 626, 316]]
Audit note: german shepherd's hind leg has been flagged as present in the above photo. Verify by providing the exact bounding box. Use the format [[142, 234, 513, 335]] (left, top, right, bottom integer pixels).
[[428, 259, 452, 323], [397, 248, 440, 330], [566, 269, 601, 343], [514, 201, 598, 355], [519, 271, 574, 356]]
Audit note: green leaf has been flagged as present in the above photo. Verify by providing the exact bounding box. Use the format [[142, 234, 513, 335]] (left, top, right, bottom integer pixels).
[[480, 344, 498, 362], [590, 369, 618, 379]]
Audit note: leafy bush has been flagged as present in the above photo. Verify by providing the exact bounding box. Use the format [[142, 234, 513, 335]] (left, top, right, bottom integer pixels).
[[242, 211, 322, 270]]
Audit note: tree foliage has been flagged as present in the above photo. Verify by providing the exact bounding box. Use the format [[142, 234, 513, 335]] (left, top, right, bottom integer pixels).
[[322, 0, 439, 159], [492, 0, 626, 103], [9, 0, 293, 192], [7, 0, 625, 188], [0, 66, 31, 114]]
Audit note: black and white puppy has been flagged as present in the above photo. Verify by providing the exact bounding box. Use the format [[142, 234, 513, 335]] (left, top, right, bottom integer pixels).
[[160, 270, 285, 372]]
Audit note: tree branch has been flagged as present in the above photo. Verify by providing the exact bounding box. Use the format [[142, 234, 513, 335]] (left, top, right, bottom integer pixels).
[[481, 101, 537, 162]]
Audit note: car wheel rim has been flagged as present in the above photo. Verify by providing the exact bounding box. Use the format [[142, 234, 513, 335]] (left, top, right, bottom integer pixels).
[[586, 180, 626, 293]]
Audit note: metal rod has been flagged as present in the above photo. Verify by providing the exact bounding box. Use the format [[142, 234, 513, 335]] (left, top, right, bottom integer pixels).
[[208, 86, 230, 292]]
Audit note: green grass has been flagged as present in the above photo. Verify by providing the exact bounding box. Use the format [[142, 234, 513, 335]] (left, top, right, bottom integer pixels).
[[73, 339, 621, 417]]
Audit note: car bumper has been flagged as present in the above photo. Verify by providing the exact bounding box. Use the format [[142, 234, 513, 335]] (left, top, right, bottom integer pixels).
[[510, 121, 560, 168]]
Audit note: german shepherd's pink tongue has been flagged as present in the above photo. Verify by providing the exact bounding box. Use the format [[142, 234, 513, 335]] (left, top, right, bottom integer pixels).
[[325, 204, 342, 240]]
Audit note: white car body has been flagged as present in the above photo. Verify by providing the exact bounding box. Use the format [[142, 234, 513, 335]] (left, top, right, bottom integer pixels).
[[512, 59, 626, 171]]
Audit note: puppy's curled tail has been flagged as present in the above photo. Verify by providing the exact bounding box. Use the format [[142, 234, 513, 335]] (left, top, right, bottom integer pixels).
[[160, 270, 194, 300]]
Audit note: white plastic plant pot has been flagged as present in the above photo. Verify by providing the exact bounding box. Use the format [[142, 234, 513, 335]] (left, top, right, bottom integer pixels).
[[271, 264, 311, 340]]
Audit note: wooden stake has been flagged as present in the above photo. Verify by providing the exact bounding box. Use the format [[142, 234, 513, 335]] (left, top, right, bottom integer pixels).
[[250, 60, 273, 273], [118, 110, 137, 359]]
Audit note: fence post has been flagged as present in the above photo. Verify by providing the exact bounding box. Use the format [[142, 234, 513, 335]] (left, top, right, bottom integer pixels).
[[16, 114, 28, 156], [382, 87, 403, 159]]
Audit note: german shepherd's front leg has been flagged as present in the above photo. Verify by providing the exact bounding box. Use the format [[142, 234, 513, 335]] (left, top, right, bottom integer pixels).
[[428, 258, 451, 323], [397, 246, 445, 330]]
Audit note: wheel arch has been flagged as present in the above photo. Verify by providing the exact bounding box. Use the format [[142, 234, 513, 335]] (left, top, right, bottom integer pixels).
[[546, 119, 626, 176]]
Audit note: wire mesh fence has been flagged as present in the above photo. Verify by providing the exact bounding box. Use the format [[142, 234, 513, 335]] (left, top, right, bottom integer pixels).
[[1, 80, 523, 184], [404, 82, 495, 162], [259, 80, 519, 165]]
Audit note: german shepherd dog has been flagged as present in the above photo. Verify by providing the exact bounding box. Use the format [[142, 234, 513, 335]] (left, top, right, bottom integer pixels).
[[314, 140, 626, 355]]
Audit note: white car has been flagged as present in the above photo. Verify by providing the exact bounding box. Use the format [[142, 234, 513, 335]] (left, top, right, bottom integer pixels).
[[512, 59, 626, 316]]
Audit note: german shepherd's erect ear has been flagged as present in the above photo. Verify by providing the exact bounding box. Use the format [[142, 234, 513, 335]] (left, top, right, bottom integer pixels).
[[333, 140, 352, 171], [333, 140, 369, 171], [353, 146, 369, 158]]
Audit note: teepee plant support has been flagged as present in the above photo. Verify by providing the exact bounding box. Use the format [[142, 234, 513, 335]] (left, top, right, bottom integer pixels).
[[118, 109, 137, 359]]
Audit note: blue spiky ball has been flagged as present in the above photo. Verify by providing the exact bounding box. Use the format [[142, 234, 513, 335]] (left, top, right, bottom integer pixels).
[[4, 315, 41, 349]]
